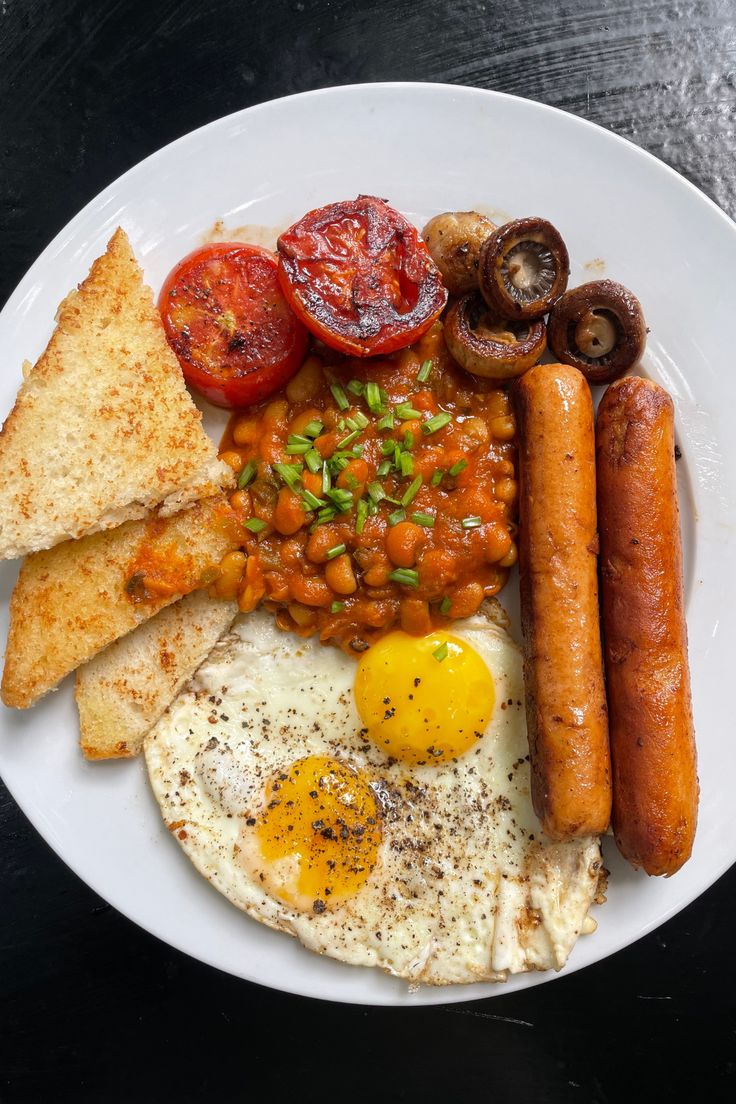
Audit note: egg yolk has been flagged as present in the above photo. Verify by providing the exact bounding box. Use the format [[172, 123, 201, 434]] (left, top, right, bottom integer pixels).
[[255, 756, 381, 912], [354, 631, 495, 763]]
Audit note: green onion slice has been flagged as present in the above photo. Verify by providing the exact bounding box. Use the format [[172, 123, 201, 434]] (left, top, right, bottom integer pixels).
[[305, 449, 322, 474], [462, 515, 482, 529], [330, 383, 350, 410], [432, 642, 449, 662], [439, 596, 452, 615], [449, 458, 468, 477], [237, 459, 257, 489], [365, 381, 383, 413], [331, 601, 346, 613], [400, 475, 422, 507], [388, 567, 419, 587], [388, 507, 406, 526], [326, 543, 347, 560], [411, 512, 435, 528], [395, 403, 422, 421], [273, 462, 302, 491], [244, 517, 267, 533], [422, 411, 452, 435], [416, 359, 432, 383]]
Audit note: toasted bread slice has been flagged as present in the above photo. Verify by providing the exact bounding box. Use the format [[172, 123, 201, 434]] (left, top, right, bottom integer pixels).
[[0, 227, 231, 560], [76, 591, 238, 760], [1, 497, 240, 708]]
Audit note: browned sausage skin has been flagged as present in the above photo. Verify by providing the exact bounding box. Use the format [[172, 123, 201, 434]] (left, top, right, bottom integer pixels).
[[596, 377, 698, 876], [514, 364, 611, 840]]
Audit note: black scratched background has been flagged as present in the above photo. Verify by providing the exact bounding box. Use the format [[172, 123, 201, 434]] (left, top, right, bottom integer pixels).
[[2, 1, 736, 1101]]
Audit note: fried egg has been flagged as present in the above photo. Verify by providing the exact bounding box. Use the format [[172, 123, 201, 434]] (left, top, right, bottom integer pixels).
[[145, 607, 603, 985]]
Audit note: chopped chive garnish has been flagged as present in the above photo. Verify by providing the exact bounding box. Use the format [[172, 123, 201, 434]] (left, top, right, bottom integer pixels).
[[356, 498, 368, 534], [440, 596, 452, 615], [379, 387, 389, 404], [367, 499, 379, 515], [388, 507, 406, 526], [237, 459, 257, 489], [365, 381, 383, 413], [273, 462, 302, 491], [305, 449, 322, 474], [331, 601, 346, 613], [432, 642, 449, 662], [301, 489, 325, 511], [352, 444, 364, 457], [431, 469, 444, 487], [338, 429, 361, 449], [326, 542, 347, 560], [330, 383, 349, 410], [345, 416, 360, 433], [347, 379, 364, 396], [367, 481, 385, 503], [416, 359, 432, 383], [377, 459, 392, 477], [326, 488, 354, 512], [344, 472, 360, 491], [403, 430, 414, 449], [448, 458, 468, 477], [400, 475, 422, 507], [380, 438, 397, 456], [286, 434, 312, 455], [422, 411, 452, 435], [376, 411, 395, 431], [316, 506, 337, 524], [388, 567, 419, 587], [302, 420, 324, 438], [321, 462, 331, 494], [352, 410, 370, 429], [462, 515, 482, 529], [395, 402, 422, 420], [330, 455, 349, 473], [399, 451, 414, 477], [244, 517, 267, 533], [411, 511, 435, 527]]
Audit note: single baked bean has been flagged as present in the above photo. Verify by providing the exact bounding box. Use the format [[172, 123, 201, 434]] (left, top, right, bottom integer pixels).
[[288, 602, 317, 627], [448, 581, 484, 619], [495, 477, 518, 505], [385, 521, 426, 568], [498, 542, 518, 568], [484, 522, 513, 564], [273, 488, 306, 535], [214, 550, 247, 600], [220, 450, 245, 473], [325, 553, 357, 595], [289, 573, 333, 607], [285, 356, 324, 403], [306, 525, 342, 564], [290, 406, 323, 436], [400, 597, 432, 634], [232, 417, 260, 446], [490, 415, 516, 441]]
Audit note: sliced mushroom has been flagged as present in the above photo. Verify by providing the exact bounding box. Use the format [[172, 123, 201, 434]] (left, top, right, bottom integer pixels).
[[444, 293, 546, 380], [422, 211, 496, 297], [547, 280, 646, 383], [479, 217, 569, 320]]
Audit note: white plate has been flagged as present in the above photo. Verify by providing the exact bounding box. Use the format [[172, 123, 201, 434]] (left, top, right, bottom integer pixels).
[[1, 83, 734, 1007]]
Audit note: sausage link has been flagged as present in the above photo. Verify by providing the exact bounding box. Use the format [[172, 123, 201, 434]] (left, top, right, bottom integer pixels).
[[514, 364, 611, 840], [596, 377, 697, 875]]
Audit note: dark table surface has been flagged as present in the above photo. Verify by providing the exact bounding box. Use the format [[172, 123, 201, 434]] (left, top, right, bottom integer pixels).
[[2, 1, 735, 1100]]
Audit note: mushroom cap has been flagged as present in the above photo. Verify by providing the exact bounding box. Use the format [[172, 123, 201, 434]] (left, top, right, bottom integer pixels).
[[422, 210, 497, 297], [547, 279, 646, 384], [479, 216, 570, 321], [444, 292, 547, 380]]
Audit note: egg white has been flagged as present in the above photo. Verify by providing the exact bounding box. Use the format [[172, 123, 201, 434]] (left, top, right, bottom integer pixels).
[[145, 607, 603, 985]]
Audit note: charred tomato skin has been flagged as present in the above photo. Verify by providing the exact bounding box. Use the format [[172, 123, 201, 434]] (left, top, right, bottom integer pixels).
[[277, 195, 448, 357], [159, 242, 309, 409]]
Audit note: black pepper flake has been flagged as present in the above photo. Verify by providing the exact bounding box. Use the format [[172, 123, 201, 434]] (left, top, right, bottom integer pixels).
[[313, 900, 326, 914], [246, 818, 256, 827], [674, 443, 682, 460], [414, 677, 421, 687], [383, 697, 391, 705], [205, 736, 219, 751]]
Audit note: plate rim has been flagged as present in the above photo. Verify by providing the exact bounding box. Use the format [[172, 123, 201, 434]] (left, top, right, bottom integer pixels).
[[1, 80, 734, 1006]]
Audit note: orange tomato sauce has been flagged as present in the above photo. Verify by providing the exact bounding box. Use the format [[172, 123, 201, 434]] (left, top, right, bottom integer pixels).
[[218, 322, 518, 652]]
